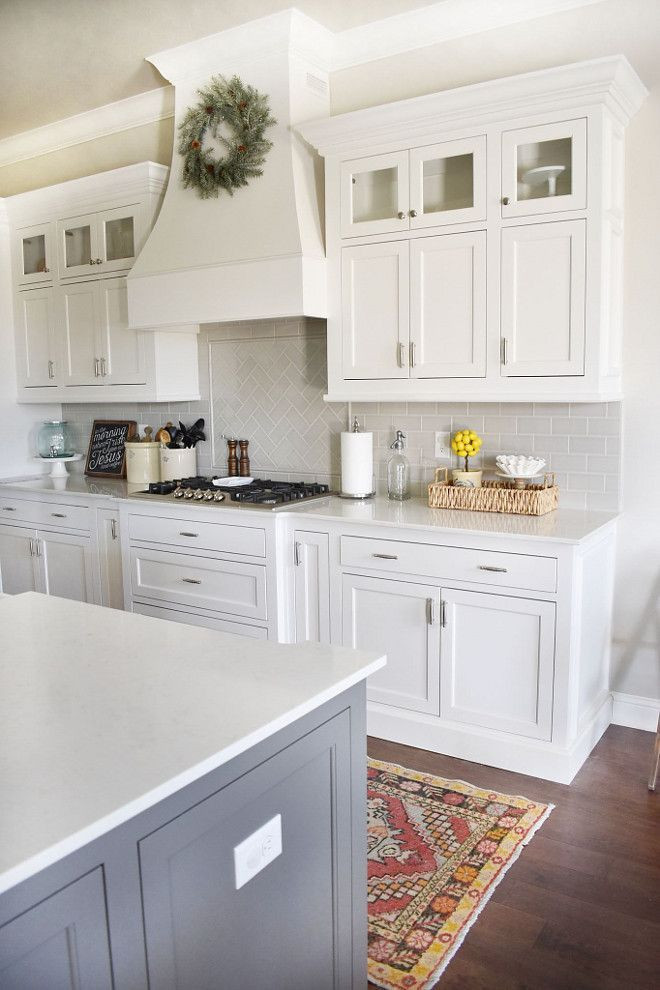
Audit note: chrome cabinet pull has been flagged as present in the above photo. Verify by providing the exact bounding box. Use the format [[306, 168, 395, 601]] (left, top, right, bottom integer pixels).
[[427, 598, 441, 626], [501, 338, 508, 366], [100, 357, 107, 377], [182, 577, 202, 585], [110, 519, 118, 540], [2, 506, 16, 511], [502, 196, 510, 206], [32, 538, 41, 558], [28, 538, 34, 557], [397, 211, 406, 220], [409, 209, 418, 218], [294, 541, 302, 566], [47, 360, 55, 379], [397, 342, 406, 368], [478, 565, 508, 573], [94, 358, 100, 377], [372, 552, 398, 560], [51, 512, 66, 518], [409, 341, 416, 368], [440, 600, 447, 627], [179, 531, 199, 538]]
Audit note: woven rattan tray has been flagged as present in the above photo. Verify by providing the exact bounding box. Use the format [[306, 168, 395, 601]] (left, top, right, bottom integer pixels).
[[428, 468, 559, 516]]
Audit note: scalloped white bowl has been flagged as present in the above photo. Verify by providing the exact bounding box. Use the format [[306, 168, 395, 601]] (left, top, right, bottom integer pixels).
[[496, 454, 546, 478]]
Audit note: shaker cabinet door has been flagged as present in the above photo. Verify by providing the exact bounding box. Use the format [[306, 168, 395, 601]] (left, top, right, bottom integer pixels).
[[38, 530, 98, 604], [342, 573, 441, 715], [97, 277, 146, 384], [14, 287, 59, 387], [60, 280, 103, 386], [341, 240, 409, 380], [293, 530, 331, 645], [501, 220, 586, 377], [440, 588, 555, 740], [501, 118, 587, 218], [0, 525, 39, 595], [410, 230, 487, 378], [340, 151, 409, 237]]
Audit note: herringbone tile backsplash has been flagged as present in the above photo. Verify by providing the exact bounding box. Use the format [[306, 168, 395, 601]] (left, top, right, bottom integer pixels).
[[62, 317, 622, 509]]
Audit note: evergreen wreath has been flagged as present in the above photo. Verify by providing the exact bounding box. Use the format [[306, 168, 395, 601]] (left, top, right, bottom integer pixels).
[[177, 75, 276, 199]]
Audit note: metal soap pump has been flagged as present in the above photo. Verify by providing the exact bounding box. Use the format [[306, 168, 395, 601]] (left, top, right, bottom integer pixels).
[[387, 430, 410, 501]]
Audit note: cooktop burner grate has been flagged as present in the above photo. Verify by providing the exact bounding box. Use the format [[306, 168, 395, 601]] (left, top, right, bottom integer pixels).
[[137, 477, 332, 507]]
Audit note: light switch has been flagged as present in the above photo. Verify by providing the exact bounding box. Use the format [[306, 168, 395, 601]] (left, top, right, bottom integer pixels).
[[234, 814, 282, 890]]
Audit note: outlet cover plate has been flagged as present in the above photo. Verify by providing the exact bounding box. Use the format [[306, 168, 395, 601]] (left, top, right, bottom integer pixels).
[[434, 432, 451, 459], [234, 813, 282, 890]]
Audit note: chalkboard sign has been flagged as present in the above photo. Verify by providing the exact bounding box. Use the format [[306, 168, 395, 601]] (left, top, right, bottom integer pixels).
[[85, 420, 137, 478]]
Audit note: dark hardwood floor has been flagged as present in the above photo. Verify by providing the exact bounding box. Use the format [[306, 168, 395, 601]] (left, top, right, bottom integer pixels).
[[367, 725, 659, 990]]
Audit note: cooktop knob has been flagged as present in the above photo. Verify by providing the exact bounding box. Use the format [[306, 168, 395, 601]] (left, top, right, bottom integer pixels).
[[173, 487, 185, 498], [203, 490, 215, 501], [184, 489, 195, 499], [193, 489, 205, 500], [213, 492, 225, 502]]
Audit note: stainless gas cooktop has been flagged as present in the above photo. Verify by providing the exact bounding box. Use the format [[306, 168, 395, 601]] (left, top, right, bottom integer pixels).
[[134, 476, 332, 508]]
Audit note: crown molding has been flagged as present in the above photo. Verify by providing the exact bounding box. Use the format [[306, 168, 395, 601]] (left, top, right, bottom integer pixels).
[[0, 87, 174, 169], [0, 0, 611, 169], [298, 55, 648, 157]]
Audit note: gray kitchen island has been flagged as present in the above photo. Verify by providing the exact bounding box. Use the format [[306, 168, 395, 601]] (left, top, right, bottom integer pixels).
[[0, 593, 384, 990]]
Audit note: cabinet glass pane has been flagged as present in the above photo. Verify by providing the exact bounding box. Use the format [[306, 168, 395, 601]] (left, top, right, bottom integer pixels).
[[423, 153, 474, 214], [517, 137, 572, 202], [352, 167, 398, 224], [22, 234, 47, 275], [65, 225, 92, 268], [105, 216, 135, 262]]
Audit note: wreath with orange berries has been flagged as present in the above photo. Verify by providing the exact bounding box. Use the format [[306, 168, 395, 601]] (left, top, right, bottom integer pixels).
[[177, 75, 276, 199]]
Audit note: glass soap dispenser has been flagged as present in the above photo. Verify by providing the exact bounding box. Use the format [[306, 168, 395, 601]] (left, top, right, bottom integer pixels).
[[387, 430, 410, 501]]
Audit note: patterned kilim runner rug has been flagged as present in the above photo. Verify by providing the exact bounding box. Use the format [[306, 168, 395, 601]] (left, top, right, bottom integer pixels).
[[367, 758, 553, 990]]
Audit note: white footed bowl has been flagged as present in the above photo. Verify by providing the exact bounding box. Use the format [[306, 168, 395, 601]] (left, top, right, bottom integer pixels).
[[496, 454, 546, 478]]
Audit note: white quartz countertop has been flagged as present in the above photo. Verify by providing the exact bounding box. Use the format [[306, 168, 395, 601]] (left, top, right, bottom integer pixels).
[[0, 593, 385, 896], [1, 476, 617, 543]]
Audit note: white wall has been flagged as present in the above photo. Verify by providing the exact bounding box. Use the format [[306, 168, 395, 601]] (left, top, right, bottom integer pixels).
[[0, 202, 60, 476]]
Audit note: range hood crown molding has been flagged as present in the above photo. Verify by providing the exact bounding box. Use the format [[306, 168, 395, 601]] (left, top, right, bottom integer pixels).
[[128, 8, 331, 332]]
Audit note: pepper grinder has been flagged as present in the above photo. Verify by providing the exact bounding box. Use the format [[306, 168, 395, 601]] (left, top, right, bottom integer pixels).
[[239, 440, 250, 477], [226, 438, 239, 477]]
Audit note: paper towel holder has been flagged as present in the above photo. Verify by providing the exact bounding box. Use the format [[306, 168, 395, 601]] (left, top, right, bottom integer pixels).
[[339, 418, 376, 499]]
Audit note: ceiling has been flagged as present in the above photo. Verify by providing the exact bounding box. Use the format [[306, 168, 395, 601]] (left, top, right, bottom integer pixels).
[[0, 0, 442, 139]]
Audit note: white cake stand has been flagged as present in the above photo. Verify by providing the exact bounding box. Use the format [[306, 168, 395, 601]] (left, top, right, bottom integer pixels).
[[496, 470, 544, 490], [35, 454, 83, 478]]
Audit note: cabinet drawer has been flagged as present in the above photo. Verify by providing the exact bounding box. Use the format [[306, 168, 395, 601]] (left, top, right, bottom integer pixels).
[[130, 548, 267, 620], [128, 513, 266, 558], [340, 535, 556, 592], [0, 497, 90, 531], [133, 601, 268, 639]]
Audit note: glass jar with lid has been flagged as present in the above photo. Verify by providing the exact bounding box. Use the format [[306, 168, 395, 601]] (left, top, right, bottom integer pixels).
[[37, 421, 75, 459]]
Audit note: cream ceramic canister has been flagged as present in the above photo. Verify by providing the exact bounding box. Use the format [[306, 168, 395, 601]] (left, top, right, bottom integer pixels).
[[451, 469, 483, 488], [125, 441, 161, 485], [160, 446, 197, 482]]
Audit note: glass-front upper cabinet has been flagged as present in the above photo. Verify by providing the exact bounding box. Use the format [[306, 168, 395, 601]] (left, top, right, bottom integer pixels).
[[57, 206, 138, 278], [409, 136, 487, 228], [340, 151, 409, 238], [501, 118, 587, 218], [15, 223, 54, 285]]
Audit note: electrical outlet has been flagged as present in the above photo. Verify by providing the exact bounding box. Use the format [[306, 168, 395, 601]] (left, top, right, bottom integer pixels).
[[434, 432, 451, 459], [234, 814, 282, 890]]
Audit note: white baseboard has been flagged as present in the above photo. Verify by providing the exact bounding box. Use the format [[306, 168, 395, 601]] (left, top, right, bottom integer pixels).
[[611, 692, 659, 732]]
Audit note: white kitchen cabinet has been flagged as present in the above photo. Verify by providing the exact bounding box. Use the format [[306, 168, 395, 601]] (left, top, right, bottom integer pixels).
[[340, 137, 486, 237], [57, 205, 138, 279], [439, 588, 555, 740], [97, 509, 124, 610], [293, 531, 330, 645], [0, 526, 40, 594], [38, 531, 97, 603], [60, 278, 146, 387], [14, 222, 54, 285], [132, 601, 268, 639], [14, 286, 59, 387], [501, 118, 587, 218], [501, 220, 586, 377], [342, 573, 441, 715], [410, 230, 486, 378], [299, 56, 645, 401], [341, 240, 409, 379]]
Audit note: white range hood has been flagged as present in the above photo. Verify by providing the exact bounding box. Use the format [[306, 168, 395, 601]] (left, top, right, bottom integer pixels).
[[127, 10, 331, 330]]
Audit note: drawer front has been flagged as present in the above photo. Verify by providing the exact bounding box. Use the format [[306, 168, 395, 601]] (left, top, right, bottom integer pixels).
[[130, 548, 267, 620], [133, 601, 268, 639], [128, 513, 266, 558], [0, 497, 90, 531], [340, 535, 556, 592]]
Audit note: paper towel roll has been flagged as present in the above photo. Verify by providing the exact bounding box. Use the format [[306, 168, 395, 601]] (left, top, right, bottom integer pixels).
[[340, 431, 374, 497]]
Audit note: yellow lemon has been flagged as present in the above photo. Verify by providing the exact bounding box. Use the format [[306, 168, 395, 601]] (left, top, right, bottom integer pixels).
[[469, 431, 477, 440]]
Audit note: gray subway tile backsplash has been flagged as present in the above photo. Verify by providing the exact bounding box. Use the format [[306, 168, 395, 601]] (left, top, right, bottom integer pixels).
[[61, 318, 622, 509]]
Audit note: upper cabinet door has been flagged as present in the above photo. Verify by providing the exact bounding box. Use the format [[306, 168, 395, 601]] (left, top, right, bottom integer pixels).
[[98, 205, 138, 273], [57, 213, 99, 278], [14, 223, 54, 285], [97, 277, 146, 385], [501, 118, 587, 218], [410, 231, 487, 378], [341, 240, 409, 379], [340, 151, 409, 237], [409, 136, 487, 228], [60, 280, 102, 386], [501, 219, 586, 377], [15, 287, 59, 387]]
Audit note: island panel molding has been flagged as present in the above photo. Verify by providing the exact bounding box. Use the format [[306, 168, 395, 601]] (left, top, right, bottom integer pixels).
[[298, 55, 647, 403]]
